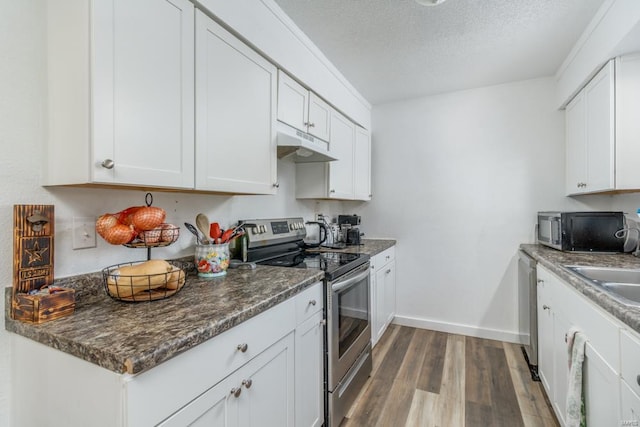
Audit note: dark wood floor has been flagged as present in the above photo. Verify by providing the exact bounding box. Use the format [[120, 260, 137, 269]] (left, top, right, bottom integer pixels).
[[342, 325, 560, 427]]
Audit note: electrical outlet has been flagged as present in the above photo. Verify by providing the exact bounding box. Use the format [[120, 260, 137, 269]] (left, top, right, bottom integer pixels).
[[72, 217, 96, 249]]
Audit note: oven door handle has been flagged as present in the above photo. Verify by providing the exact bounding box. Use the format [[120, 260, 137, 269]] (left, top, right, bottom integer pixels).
[[331, 268, 369, 293]]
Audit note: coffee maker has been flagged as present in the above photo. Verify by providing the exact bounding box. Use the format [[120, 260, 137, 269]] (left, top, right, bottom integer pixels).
[[338, 215, 363, 246]]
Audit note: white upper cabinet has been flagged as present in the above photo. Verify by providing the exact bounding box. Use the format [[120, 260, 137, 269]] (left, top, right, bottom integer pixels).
[[195, 10, 278, 194], [277, 71, 331, 142], [295, 110, 374, 201], [565, 60, 614, 195], [46, 0, 195, 189], [566, 54, 640, 195]]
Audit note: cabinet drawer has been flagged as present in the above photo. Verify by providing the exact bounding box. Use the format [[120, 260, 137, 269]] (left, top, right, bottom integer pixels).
[[377, 246, 395, 266], [295, 281, 323, 324], [127, 297, 296, 426], [621, 329, 640, 398]]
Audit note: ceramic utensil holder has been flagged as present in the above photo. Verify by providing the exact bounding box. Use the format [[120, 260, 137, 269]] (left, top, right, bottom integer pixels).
[[195, 243, 230, 278]]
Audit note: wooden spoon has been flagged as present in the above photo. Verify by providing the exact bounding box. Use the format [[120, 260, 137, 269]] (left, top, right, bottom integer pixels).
[[195, 213, 211, 244]]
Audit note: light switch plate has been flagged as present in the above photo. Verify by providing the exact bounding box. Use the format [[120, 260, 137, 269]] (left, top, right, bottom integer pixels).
[[72, 217, 96, 249]]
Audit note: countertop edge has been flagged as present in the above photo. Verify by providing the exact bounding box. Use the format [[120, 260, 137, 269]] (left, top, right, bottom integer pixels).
[[520, 244, 640, 336]]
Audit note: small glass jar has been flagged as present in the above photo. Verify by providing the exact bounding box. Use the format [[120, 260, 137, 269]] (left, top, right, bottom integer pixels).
[[195, 243, 230, 278]]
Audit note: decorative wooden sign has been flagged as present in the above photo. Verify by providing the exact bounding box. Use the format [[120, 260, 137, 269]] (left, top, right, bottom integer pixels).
[[13, 204, 55, 293], [12, 205, 74, 324]]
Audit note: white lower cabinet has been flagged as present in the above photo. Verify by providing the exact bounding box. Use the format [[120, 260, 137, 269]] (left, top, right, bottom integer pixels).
[[371, 246, 396, 347], [160, 333, 295, 427], [583, 343, 620, 427], [11, 283, 324, 427], [536, 265, 623, 426], [622, 381, 640, 424]]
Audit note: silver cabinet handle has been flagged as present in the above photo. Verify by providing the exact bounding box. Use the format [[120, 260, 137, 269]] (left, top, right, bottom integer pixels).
[[237, 343, 248, 353], [308, 299, 317, 306], [231, 387, 242, 398], [242, 379, 252, 389], [308, 122, 315, 128], [543, 305, 550, 311], [101, 159, 115, 169], [330, 189, 336, 193], [386, 269, 391, 274], [537, 279, 544, 283], [273, 182, 280, 188]]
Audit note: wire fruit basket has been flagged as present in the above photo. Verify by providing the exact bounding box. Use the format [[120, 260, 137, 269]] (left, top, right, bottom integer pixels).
[[102, 260, 187, 302]]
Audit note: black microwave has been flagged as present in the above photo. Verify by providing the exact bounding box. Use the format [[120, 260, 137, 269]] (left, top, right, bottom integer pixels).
[[537, 211, 625, 252]]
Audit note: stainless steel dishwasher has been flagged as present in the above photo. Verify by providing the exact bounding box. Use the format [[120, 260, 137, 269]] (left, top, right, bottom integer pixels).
[[518, 250, 539, 380]]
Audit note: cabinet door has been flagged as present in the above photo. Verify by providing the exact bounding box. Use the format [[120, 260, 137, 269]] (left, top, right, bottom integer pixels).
[[158, 372, 240, 427], [584, 60, 615, 193], [537, 275, 554, 395], [383, 260, 396, 327], [92, 0, 195, 188], [565, 91, 587, 194], [583, 343, 620, 426], [370, 261, 380, 346], [277, 71, 309, 132], [295, 311, 325, 427], [195, 11, 277, 194], [354, 126, 372, 201], [328, 111, 355, 199], [622, 381, 640, 425], [308, 92, 331, 141], [237, 333, 295, 427], [551, 312, 571, 425], [375, 264, 388, 342]]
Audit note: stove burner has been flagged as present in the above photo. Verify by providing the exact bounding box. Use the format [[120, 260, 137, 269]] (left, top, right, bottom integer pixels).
[[257, 250, 368, 281]]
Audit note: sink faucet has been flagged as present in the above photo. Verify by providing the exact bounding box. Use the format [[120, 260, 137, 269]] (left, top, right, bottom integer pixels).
[[615, 228, 640, 257]]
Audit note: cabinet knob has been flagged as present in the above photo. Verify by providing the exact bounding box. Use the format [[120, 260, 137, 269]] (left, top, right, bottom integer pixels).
[[308, 122, 315, 128], [308, 299, 317, 306], [101, 159, 115, 169], [386, 269, 391, 274], [231, 387, 242, 398], [273, 182, 280, 188], [330, 189, 336, 193], [537, 279, 544, 283], [237, 343, 248, 353], [242, 379, 253, 389], [543, 305, 550, 311], [636, 374, 640, 387]]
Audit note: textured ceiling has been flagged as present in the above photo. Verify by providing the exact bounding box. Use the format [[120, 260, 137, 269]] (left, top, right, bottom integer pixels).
[[272, 0, 606, 105]]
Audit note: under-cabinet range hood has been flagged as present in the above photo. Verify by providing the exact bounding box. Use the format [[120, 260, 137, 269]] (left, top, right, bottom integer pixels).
[[276, 121, 337, 163]]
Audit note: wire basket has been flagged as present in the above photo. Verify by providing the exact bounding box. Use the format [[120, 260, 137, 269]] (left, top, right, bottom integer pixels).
[[102, 260, 187, 302], [123, 224, 180, 248]]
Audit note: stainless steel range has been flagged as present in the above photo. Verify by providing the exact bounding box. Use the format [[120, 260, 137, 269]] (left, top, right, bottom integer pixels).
[[237, 217, 372, 427]]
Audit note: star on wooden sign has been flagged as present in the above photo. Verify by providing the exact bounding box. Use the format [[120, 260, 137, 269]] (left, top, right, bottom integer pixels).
[[25, 240, 49, 265]]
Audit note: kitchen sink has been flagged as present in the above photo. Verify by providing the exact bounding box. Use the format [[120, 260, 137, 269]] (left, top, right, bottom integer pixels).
[[564, 265, 640, 307]]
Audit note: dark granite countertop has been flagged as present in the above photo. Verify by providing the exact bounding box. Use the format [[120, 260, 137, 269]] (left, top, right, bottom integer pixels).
[[309, 238, 396, 257], [520, 244, 640, 335], [5, 263, 324, 375]]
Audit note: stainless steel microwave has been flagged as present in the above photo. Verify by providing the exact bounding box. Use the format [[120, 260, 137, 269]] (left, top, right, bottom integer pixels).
[[537, 211, 625, 252]]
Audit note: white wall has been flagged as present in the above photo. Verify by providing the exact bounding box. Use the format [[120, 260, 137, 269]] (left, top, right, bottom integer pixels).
[[357, 78, 615, 343]]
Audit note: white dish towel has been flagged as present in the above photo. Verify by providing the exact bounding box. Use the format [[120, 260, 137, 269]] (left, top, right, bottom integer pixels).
[[565, 326, 587, 427]]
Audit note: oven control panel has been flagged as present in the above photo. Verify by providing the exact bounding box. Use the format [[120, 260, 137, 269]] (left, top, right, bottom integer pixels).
[[239, 217, 306, 247]]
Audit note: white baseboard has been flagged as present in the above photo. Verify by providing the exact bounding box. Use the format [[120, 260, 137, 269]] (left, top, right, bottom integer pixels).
[[392, 315, 528, 345]]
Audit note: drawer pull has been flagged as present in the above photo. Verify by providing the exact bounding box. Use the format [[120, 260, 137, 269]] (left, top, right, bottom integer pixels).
[[231, 387, 242, 398], [308, 299, 317, 306], [237, 343, 248, 353], [537, 279, 544, 284], [543, 305, 550, 311], [637, 375, 640, 387], [242, 379, 253, 389]]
